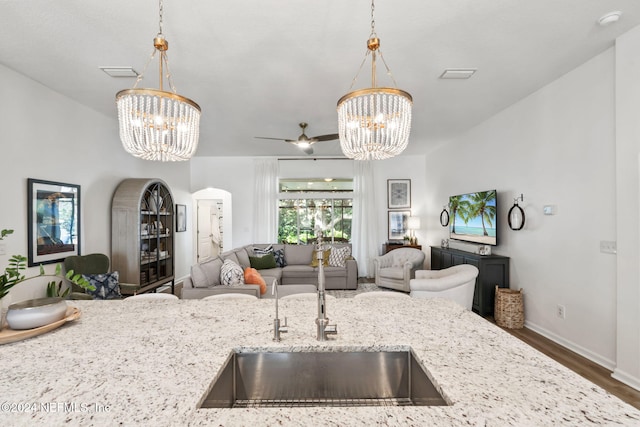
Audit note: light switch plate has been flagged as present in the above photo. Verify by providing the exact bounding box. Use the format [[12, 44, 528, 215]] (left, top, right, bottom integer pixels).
[[0, 243, 6, 255], [600, 240, 617, 254]]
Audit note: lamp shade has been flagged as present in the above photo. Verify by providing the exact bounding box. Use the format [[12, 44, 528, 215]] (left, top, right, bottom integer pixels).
[[408, 216, 421, 230]]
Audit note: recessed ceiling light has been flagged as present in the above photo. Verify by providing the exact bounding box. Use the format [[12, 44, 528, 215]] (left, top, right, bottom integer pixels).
[[99, 66, 139, 78], [598, 11, 622, 26], [440, 69, 477, 79]]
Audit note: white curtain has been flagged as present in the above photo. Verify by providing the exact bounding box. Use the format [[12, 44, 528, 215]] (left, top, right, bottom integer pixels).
[[253, 158, 279, 243], [352, 160, 378, 278]]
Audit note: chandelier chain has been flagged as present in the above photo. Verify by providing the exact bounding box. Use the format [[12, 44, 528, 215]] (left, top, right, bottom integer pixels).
[[162, 52, 178, 93], [376, 50, 399, 88], [158, 0, 164, 36], [370, 0, 376, 37], [132, 48, 158, 89]]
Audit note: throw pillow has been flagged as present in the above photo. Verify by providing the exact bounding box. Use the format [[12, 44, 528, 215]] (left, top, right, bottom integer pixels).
[[249, 253, 277, 270], [273, 248, 287, 267], [83, 271, 122, 300], [220, 259, 244, 286], [244, 267, 267, 295], [310, 249, 330, 267], [328, 246, 351, 267], [252, 245, 273, 257]]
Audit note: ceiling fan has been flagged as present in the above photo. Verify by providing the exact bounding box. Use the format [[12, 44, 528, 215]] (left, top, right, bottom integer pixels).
[[255, 122, 339, 155]]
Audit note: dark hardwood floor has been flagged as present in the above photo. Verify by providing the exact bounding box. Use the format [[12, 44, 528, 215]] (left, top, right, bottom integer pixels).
[[493, 320, 640, 410]]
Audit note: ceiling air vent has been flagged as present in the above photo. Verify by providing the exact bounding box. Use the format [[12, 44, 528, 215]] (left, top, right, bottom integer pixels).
[[439, 69, 477, 79], [99, 66, 139, 78]]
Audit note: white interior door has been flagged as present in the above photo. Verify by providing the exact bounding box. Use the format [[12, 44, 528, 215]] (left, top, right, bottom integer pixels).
[[196, 199, 223, 262]]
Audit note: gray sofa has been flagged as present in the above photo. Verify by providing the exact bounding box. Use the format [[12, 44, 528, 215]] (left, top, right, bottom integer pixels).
[[182, 243, 357, 299]]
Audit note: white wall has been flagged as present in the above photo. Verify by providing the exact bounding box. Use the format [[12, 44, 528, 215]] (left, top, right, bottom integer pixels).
[[613, 25, 640, 390], [424, 48, 618, 369], [0, 64, 193, 305]]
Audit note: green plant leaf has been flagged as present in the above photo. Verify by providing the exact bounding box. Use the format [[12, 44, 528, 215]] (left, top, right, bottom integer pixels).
[[0, 229, 14, 240]]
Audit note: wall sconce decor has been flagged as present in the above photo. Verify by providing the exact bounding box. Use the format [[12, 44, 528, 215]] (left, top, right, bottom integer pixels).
[[508, 194, 525, 230], [439, 205, 449, 227]]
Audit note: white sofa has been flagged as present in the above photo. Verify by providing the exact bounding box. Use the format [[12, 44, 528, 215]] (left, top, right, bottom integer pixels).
[[409, 264, 480, 310], [373, 247, 425, 292]]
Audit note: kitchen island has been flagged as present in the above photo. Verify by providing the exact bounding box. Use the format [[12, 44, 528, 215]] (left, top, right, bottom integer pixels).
[[1, 297, 638, 426]]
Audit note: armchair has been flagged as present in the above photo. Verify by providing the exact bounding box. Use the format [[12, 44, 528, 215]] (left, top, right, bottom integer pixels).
[[373, 248, 425, 292], [409, 264, 479, 310], [64, 253, 139, 299]]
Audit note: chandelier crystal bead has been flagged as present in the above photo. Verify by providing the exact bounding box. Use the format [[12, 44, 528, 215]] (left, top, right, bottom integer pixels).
[[337, 0, 412, 160], [116, 0, 200, 162], [337, 88, 412, 160]]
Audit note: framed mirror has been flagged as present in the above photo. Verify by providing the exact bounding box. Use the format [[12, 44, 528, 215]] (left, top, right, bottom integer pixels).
[[508, 203, 525, 231], [439, 207, 450, 227]]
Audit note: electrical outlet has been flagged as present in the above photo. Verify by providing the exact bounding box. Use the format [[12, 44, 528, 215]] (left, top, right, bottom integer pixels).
[[557, 304, 566, 319], [0, 242, 5, 255]]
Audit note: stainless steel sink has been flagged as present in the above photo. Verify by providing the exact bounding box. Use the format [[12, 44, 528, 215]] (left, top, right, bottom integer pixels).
[[199, 349, 448, 408]]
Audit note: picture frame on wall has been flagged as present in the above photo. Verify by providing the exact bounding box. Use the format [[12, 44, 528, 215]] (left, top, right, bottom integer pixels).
[[388, 210, 411, 242], [27, 178, 81, 266], [387, 179, 411, 209], [176, 204, 187, 232]]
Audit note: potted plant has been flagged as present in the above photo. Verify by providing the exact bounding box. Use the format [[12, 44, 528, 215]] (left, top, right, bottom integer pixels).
[[0, 228, 93, 303]]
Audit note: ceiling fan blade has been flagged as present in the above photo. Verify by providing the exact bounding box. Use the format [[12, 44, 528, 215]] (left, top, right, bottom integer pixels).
[[311, 133, 339, 142], [255, 136, 287, 141]]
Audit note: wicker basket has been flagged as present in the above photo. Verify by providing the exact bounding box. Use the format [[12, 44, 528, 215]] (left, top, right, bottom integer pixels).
[[494, 286, 524, 329]]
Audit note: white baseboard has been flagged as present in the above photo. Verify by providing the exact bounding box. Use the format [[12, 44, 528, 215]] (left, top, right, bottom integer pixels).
[[612, 369, 640, 392], [524, 320, 616, 371]]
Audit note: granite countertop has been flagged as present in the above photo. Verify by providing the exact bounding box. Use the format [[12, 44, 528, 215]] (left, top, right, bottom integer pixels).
[[0, 297, 639, 426]]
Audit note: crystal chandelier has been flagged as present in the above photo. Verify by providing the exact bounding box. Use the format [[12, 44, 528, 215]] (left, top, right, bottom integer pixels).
[[337, 0, 412, 160], [116, 0, 201, 162]]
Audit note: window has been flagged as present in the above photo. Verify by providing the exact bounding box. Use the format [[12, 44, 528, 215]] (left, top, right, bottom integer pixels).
[[278, 179, 353, 244]]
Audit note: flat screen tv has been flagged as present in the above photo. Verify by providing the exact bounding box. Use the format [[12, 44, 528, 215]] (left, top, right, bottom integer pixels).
[[449, 189, 498, 246]]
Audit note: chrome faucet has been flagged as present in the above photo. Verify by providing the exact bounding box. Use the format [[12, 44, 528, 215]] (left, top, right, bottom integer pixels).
[[315, 236, 337, 341], [272, 279, 288, 341]]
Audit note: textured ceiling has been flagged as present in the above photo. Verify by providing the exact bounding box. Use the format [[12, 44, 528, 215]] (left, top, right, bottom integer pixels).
[[1, 1, 639, 158]]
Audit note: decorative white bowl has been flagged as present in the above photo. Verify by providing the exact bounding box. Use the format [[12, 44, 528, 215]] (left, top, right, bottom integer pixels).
[[6, 297, 68, 330]]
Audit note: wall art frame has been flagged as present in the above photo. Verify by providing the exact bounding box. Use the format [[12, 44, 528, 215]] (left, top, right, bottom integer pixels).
[[176, 204, 187, 232], [387, 179, 411, 209], [388, 210, 411, 242], [27, 178, 81, 266]]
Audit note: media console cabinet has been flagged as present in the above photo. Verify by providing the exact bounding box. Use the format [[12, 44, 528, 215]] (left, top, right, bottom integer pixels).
[[430, 246, 510, 317]]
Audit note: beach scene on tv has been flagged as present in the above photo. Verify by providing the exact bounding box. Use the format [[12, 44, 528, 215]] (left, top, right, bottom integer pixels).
[[449, 190, 497, 246]]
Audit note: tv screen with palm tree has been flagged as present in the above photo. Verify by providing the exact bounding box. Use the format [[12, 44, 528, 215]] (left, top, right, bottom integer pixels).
[[449, 190, 498, 246]]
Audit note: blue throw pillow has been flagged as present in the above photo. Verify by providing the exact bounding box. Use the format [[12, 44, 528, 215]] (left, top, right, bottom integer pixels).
[[83, 271, 122, 300]]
